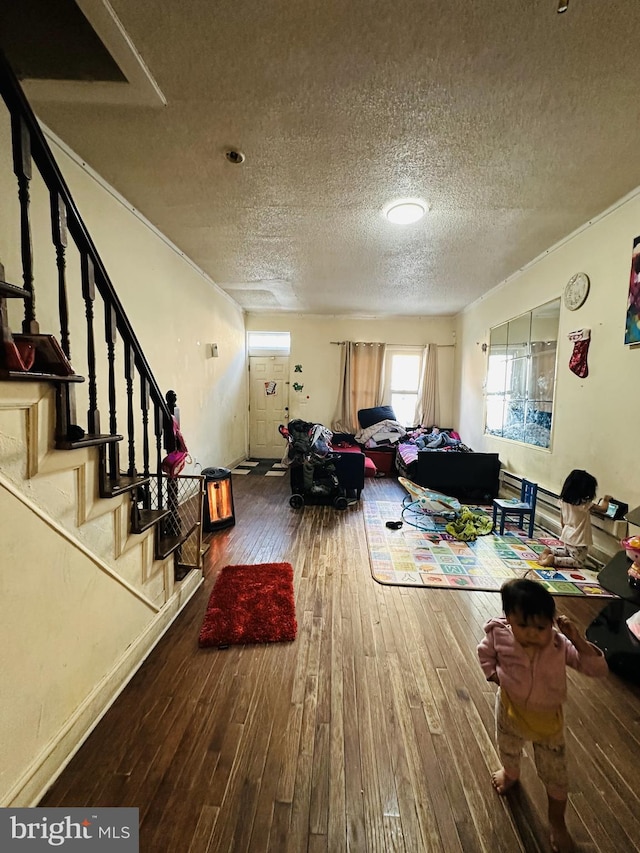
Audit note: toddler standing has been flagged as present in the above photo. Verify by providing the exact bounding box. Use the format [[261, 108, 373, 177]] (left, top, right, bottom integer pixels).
[[477, 578, 608, 853], [538, 469, 610, 569]]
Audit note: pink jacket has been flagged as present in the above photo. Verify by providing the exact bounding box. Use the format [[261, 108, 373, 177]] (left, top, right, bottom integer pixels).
[[477, 617, 608, 713]]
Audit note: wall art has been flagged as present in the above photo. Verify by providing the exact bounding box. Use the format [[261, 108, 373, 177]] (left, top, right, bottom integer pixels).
[[625, 235, 640, 345]]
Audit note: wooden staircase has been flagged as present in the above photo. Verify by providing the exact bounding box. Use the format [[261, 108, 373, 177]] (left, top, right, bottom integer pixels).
[[0, 46, 212, 809], [0, 48, 203, 577]]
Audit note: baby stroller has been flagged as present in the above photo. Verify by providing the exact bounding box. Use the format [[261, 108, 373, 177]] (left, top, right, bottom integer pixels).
[[279, 419, 349, 510]]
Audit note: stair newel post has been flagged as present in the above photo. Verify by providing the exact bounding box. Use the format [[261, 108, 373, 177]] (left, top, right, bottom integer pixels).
[[104, 302, 119, 484], [81, 253, 100, 434], [166, 389, 177, 417], [11, 114, 38, 334], [124, 343, 136, 477], [140, 374, 151, 479], [154, 402, 164, 509], [50, 192, 71, 359], [164, 390, 182, 547]]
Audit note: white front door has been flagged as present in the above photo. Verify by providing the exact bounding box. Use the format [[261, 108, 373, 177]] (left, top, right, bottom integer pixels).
[[249, 356, 290, 458]]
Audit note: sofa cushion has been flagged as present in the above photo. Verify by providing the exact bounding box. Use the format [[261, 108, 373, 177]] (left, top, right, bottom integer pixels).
[[357, 405, 397, 429], [336, 444, 377, 477]]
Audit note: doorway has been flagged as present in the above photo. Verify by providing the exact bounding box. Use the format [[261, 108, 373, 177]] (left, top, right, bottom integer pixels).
[[249, 356, 290, 458]]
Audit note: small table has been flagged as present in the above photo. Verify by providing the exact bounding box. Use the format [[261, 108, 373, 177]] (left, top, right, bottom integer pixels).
[[585, 550, 640, 684]]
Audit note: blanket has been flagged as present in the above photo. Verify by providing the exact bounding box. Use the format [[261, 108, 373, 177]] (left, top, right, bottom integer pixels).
[[355, 418, 407, 447]]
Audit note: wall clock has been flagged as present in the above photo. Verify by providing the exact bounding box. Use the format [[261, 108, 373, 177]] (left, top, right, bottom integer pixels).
[[564, 272, 590, 311]]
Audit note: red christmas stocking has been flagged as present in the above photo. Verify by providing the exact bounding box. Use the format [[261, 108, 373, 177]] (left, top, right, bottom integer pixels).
[[568, 328, 590, 378]]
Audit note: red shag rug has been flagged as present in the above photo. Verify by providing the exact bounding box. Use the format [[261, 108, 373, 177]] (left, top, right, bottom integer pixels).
[[198, 562, 297, 647]]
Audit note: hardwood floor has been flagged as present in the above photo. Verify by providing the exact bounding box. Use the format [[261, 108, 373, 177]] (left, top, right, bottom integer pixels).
[[40, 473, 640, 852]]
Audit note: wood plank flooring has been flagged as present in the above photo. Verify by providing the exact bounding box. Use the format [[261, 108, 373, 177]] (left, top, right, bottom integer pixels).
[[40, 473, 640, 852]]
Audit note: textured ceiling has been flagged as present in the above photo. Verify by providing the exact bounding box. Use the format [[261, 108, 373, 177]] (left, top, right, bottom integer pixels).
[[5, 0, 640, 316]]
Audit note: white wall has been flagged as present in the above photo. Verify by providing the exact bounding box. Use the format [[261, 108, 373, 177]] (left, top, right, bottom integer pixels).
[[0, 483, 154, 804], [245, 313, 457, 428], [456, 189, 640, 512]]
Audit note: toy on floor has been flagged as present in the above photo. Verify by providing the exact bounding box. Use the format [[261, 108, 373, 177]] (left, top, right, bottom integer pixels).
[[445, 506, 494, 541], [398, 476, 461, 515], [398, 476, 493, 540], [621, 535, 640, 588]]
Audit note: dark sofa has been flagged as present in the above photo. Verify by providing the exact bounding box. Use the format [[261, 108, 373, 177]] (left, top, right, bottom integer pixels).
[[415, 451, 501, 503]]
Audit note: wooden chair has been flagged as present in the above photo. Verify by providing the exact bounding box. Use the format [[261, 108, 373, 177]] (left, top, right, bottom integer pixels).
[[492, 479, 538, 537]]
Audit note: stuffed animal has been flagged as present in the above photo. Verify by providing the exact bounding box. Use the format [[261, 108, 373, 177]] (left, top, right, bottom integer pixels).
[[621, 535, 640, 588]]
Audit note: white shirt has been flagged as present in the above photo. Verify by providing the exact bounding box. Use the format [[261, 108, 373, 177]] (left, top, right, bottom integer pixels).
[[559, 500, 593, 547]]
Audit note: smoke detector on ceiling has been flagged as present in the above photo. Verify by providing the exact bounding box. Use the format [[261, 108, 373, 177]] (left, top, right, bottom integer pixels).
[[225, 149, 245, 164]]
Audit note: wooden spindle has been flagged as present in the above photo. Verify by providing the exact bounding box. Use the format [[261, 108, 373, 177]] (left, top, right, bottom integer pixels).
[[154, 403, 164, 509], [11, 114, 38, 333], [104, 302, 118, 478], [81, 253, 100, 434], [50, 192, 70, 358], [140, 375, 150, 478], [124, 343, 136, 476]]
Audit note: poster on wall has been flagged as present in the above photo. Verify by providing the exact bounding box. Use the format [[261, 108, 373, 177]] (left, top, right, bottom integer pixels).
[[625, 235, 640, 345]]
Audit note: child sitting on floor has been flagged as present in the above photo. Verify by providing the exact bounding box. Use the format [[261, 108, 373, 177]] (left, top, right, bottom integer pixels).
[[538, 469, 611, 569], [477, 578, 608, 853]]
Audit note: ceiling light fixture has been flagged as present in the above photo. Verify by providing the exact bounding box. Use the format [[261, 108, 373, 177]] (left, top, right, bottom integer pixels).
[[384, 198, 428, 225], [557, 0, 569, 13]]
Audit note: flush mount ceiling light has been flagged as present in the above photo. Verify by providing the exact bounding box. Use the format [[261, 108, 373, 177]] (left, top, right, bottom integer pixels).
[[384, 198, 428, 224]]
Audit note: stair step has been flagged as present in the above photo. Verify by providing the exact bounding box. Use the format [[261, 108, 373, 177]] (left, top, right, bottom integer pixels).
[[155, 535, 183, 560], [156, 522, 198, 560], [131, 507, 172, 535], [100, 474, 150, 499], [174, 565, 195, 582], [56, 433, 123, 450], [0, 369, 84, 383], [0, 279, 29, 298]]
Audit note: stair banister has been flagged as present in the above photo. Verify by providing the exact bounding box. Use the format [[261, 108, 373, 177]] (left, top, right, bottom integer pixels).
[[0, 47, 172, 426]]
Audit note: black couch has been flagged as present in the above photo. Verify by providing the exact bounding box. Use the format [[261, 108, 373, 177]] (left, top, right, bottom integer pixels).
[[415, 451, 501, 503]]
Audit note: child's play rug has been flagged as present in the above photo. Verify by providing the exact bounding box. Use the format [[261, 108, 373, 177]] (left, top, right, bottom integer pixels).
[[364, 500, 615, 597]]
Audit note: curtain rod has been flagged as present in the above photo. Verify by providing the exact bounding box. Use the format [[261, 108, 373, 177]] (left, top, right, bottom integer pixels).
[[329, 341, 455, 347]]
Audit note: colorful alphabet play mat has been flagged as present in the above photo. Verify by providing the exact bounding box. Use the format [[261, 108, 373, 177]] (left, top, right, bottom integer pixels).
[[363, 500, 614, 596]]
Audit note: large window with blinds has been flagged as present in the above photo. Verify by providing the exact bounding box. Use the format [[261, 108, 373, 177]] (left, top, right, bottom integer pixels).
[[485, 299, 560, 448]]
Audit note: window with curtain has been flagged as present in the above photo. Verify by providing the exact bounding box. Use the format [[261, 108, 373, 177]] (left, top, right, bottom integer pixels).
[[332, 342, 386, 434], [382, 346, 423, 426], [485, 299, 560, 448]]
